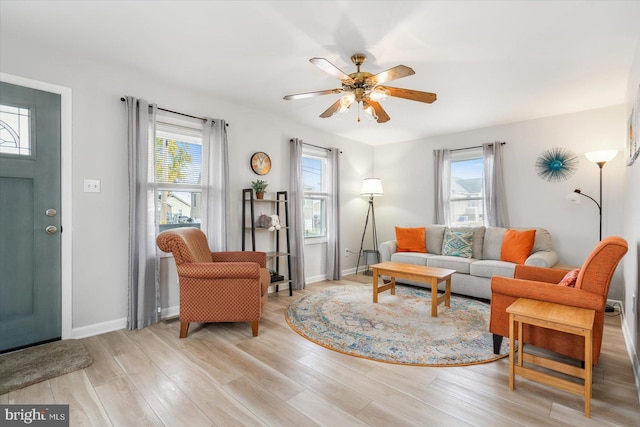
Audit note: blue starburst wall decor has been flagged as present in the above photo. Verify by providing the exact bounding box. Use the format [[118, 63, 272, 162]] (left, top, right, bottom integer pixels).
[[535, 147, 579, 182]]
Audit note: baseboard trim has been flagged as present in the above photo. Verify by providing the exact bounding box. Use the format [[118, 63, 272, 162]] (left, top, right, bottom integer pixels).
[[620, 310, 640, 403], [71, 317, 127, 339], [305, 274, 327, 284]]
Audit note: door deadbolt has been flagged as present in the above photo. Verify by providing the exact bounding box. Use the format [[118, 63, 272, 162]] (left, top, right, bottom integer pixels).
[[45, 208, 57, 217], [46, 225, 58, 235]]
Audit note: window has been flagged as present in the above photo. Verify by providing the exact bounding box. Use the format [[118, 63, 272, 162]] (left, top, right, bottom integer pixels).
[[0, 104, 31, 156], [153, 120, 203, 232], [449, 148, 484, 227], [302, 150, 327, 239]]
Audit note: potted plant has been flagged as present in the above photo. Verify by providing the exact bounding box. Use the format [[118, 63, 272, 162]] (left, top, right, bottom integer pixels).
[[251, 179, 268, 199]]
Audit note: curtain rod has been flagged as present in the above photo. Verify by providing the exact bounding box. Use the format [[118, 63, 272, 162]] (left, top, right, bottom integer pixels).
[[120, 97, 229, 127], [290, 139, 342, 153], [449, 142, 506, 152]]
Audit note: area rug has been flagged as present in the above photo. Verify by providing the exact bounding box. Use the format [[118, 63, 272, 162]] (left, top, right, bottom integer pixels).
[[0, 340, 93, 395], [286, 284, 509, 366]]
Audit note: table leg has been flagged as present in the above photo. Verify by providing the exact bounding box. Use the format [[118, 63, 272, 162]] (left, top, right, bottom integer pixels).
[[373, 268, 379, 303], [390, 277, 396, 295], [431, 277, 438, 317], [445, 277, 451, 308], [517, 320, 523, 368], [509, 313, 515, 391], [585, 330, 592, 417]]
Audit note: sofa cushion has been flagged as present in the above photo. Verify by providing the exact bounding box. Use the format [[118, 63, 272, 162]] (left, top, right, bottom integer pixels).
[[470, 260, 516, 279], [427, 256, 474, 274], [395, 227, 427, 253], [501, 229, 536, 264], [482, 227, 506, 260], [450, 226, 485, 259], [390, 252, 431, 266], [442, 230, 473, 258], [532, 227, 553, 252], [425, 225, 446, 255]]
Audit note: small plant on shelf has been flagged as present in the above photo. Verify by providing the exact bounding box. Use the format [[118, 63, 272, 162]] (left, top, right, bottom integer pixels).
[[251, 179, 268, 199]]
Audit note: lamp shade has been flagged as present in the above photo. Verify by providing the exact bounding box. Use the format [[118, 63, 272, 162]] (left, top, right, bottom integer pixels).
[[361, 178, 383, 196], [585, 150, 617, 164]]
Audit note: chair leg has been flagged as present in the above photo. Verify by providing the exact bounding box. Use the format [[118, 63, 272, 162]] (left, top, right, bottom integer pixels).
[[493, 333, 504, 354], [251, 320, 259, 337], [179, 321, 190, 338]]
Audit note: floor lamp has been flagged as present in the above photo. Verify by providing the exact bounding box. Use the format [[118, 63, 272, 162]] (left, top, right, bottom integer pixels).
[[569, 150, 617, 241], [356, 178, 383, 275]]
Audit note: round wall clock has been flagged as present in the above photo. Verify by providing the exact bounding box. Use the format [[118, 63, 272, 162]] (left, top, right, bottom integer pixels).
[[251, 151, 271, 175]]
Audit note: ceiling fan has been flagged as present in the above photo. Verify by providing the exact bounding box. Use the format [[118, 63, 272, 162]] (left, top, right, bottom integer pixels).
[[283, 53, 437, 123]]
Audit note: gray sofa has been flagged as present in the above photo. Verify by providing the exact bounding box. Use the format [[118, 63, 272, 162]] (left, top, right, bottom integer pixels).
[[378, 225, 558, 300]]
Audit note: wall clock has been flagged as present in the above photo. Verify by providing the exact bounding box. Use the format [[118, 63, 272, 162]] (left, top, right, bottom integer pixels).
[[251, 152, 271, 175], [535, 147, 578, 182]]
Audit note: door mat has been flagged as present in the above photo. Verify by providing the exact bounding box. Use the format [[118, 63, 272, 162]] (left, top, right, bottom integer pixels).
[[0, 339, 93, 395]]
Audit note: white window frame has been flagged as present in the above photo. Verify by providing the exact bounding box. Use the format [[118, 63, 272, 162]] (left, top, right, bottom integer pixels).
[[448, 148, 485, 227], [153, 115, 204, 232], [302, 148, 329, 244]]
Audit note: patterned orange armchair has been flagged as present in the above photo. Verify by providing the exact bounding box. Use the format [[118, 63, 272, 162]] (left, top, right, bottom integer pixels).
[[490, 236, 627, 365], [156, 227, 270, 338]]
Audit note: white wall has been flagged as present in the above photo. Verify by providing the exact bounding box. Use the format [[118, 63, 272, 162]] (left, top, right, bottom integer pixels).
[[0, 35, 373, 333], [622, 31, 640, 392], [374, 105, 627, 299]]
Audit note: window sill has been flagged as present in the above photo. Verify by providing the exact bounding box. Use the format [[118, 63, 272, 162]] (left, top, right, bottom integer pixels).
[[305, 237, 327, 245]]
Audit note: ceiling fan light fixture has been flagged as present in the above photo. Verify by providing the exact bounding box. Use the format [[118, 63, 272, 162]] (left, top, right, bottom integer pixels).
[[369, 86, 388, 102], [362, 101, 378, 121], [340, 92, 356, 108]]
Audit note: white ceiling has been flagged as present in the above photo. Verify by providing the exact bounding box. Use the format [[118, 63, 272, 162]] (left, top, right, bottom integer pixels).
[[1, 1, 639, 145]]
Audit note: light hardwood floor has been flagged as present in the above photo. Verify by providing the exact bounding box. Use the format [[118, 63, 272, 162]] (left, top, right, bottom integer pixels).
[[2, 275, 639, 426]]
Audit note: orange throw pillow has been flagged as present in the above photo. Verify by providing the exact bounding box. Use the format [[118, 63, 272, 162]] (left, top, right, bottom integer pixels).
[[500, 229, 536, 264], [395, 227, 427, 253]]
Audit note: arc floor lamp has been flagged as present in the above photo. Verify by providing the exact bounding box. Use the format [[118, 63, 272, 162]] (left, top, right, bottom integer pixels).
[[356, 178, 383, 274], [570, 150, 617, 241]]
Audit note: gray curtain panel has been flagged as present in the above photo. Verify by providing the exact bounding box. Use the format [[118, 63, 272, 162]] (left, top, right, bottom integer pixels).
[[326, 147, 341, 280], [289, 138, 306, 290], [434, 148, 451, 225], [201, 118, 230, 251], [125, 96, 160, 330], [483, 142, 509, 227]]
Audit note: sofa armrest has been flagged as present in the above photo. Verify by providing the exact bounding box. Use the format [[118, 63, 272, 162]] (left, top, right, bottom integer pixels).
[[491, 276, 604, 311], [514, 265, 569, 283], [178, 262, 261, 279], [525, 250, 558, 268], [379, 240, 397, 262]]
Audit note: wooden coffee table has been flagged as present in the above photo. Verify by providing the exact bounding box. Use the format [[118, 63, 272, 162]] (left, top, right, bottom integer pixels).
[[370, 262, 456, 317]]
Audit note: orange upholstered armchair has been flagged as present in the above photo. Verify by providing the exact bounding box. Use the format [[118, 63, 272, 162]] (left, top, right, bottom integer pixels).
[[490, 236, 627, 365], [156, 227, 270, 338]]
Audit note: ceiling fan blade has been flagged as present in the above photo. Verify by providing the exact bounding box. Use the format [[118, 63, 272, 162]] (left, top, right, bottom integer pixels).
[[366, 100, 390, 123], [367, 65, 415, 85], [383, 86, 437, 103], [319, 99, 343, 118], [310, 57, 354, 82], [283, 88, 342, 100]]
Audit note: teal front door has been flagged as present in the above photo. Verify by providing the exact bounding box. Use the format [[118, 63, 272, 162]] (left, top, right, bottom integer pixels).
[[0, 81, 62, 352]]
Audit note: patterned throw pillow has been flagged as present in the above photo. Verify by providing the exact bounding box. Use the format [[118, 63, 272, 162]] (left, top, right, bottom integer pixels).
[[558, 269, 580, 287], [441, 230, 473, 258]]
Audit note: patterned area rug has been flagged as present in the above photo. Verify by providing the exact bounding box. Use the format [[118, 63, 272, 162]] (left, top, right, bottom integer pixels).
[[286, 284, 509, 366]]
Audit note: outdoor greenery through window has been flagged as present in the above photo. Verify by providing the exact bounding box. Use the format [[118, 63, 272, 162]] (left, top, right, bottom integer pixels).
[[153, 121, 203, 232], [449, 148, 485, 227], [302, 151, 327, 239]]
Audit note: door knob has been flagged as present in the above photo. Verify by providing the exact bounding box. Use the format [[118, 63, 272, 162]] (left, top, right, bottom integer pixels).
[[45, 208, 57, 217], [46, 225, 58, 235]]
